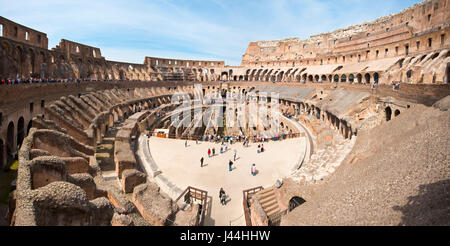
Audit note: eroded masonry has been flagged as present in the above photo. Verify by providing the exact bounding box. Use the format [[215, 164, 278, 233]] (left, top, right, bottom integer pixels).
[[0, 0, 449, 226]]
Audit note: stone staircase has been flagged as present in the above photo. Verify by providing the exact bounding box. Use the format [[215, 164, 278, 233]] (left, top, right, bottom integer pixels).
[[94, 124, 121, 186], [290, 134, 356, 183], [256, 187, 284, 225]]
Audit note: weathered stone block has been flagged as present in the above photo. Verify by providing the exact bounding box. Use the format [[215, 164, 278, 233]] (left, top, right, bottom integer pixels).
[[121, 169, 147, 193]]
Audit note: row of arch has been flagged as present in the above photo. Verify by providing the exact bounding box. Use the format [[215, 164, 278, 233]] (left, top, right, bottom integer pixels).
[[219, 68, 382, 84], [1, 117, 33, 168]]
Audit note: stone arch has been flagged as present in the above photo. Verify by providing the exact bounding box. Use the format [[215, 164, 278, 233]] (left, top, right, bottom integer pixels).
[[341, 74, 347, 82], [385, 106, 392, 122], [314, 75, 320, 82], [406, 70, 413, 83], [394, 109, 401, 117], [349, 74, 355, 84], [373, 72, 379, 83], [289, 196, 306, 212], [364, 73, 371, 84], [17, 117, 25, 148], [221, 71, 228, 81], [321, 75, 327, 82], [333, 74, 339, 82], [7, 121, 15, 166], [357, 74, 362, 83], [0, 139, 3, 168]]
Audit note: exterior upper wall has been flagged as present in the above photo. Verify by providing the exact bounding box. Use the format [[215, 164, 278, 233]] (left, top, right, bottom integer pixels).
[[53, 39, 103, 59], [145, 57, 225, 68], [0, 16, 48, 49], [241, 0, 450, 66]]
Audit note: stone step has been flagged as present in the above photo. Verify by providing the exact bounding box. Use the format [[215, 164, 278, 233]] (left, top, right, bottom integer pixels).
[[258, 187, 275, 195], [258, 190, 275, 200], [259, 195, 276, 205], [261, 199, 277, 209], [266, 206, 281, 217]]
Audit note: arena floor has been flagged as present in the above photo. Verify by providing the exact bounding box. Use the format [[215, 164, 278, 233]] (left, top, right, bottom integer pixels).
[[147, 137, 306, 226]]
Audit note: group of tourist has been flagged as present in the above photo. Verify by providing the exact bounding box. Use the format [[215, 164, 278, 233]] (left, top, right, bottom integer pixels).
[[0, 77, 146, 85]]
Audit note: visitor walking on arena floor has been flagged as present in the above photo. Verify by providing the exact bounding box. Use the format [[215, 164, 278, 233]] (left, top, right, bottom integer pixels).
[[185, 140, 188, 148], [212, 148, 215, 156], [200, 157, 204, 167], [251, 164, 257, 176], [208, 148, 211, 158], [233, 150, 237, 161], [219, 188, 227, 205], [228, 160, 233, 171]]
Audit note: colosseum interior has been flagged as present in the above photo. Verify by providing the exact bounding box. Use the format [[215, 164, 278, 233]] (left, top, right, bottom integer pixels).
[[0, 0, 449, 227]]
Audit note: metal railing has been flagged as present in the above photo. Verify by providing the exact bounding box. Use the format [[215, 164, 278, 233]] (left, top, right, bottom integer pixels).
[[175, 186, 208, 226], [242, 186, 264, 226]]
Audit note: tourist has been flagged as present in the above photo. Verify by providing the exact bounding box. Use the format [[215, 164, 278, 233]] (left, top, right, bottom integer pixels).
[[212, 147, 215, 156], [261, 144, 264, 152], [251, 164, 257, 176], [219, 188, 227, 205], [225, 143, 229, 152], [228, 160, 233, 171], [257, 144, 261, 153], [233, 150, 237, 161], [208, 148, 211, 158], [200, 157, 204, 167], [220, 146, 223, 154], [185, 140, 188, 148]]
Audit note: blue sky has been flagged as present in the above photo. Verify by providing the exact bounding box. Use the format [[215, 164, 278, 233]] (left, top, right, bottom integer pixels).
[[0, 0, 421, 65]]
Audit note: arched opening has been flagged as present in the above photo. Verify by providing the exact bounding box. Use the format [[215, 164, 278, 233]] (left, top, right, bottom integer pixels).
[[0, 139, 4, 168], [314, 75, 320, 82], [385, 107, 392, 122], [446, 63, 450, 84], [7, 122, 15, 166], [321, 75, 327, 82], [373, 72, 379, 83], [0, 24, 3, 37], [333, 75, 339, 82], [17, 117, 25, 148], [406, 70, 413, 83], [394, 110, 400, 117], [364, 73, 371, 84], [221, 72, 228, 81], [341, 74, 347, 82], [357, 74, 362, 83], [349, 74, 355, 84], [289, 196, 306, 212]]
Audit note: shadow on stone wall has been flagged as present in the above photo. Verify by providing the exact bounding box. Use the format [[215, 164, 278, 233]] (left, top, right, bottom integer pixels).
[[393, 179, 450, 226]]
